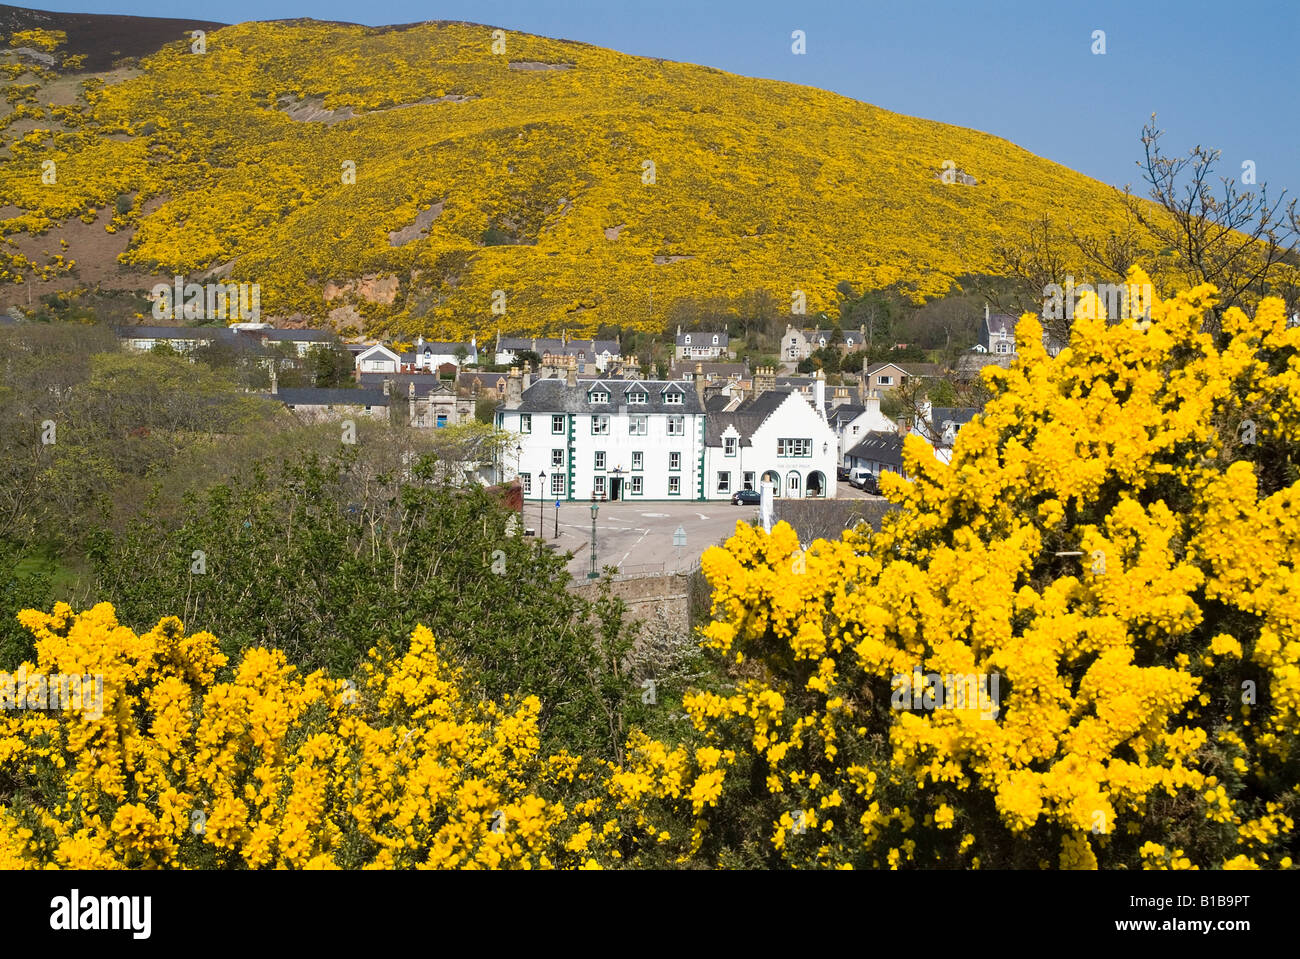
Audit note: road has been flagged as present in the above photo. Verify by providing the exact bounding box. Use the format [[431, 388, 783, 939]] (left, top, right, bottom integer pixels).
[[523, 481, 884, 579]]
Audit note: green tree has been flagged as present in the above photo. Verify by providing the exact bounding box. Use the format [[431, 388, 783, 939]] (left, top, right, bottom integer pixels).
[[88, 449, 641, 760]]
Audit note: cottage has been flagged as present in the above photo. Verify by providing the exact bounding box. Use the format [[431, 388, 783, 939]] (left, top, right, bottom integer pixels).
[[828, 395, 896, 465], [780, 325, 868, 362], [844, 431, 906, 480], [355, 343, 403, 375], [673, 326, 731, 361], [402, 336, 477, 373], [703, 383, 839, 499], [494, 333, 621, 372], [979, 305, 1018, 355]]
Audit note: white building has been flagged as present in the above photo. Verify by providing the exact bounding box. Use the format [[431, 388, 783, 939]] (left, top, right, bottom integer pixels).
[[497, 364, 840, 501], [827, 392, 896, 466], [674, 326, 730, 361], [403, 336, 477, 372], [703, 381, 839, 499], [914, 402, 979, 466], [497, 367, 708, 502], [355, 343, 402, 374], [494, 334, 621, 372]]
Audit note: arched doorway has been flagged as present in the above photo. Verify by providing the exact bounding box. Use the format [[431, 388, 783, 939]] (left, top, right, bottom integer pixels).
[[786, 472, 801, 498], [761, 470, 781, 497], [806, 471, 825, 497]]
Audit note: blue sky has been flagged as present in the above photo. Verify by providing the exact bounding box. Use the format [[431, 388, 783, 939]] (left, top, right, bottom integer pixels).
[[32, 0, 1300, 199]]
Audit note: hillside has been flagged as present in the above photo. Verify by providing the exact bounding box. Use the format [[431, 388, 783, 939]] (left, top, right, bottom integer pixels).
[[0, 12, 1134, 337]]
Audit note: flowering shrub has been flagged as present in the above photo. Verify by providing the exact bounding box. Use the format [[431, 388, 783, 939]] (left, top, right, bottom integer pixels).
[[610, 272, 1299, 869], [0, 603, 619, 869]]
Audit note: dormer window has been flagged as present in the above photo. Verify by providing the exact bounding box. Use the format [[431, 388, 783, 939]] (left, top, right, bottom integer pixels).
[[684, 334, 691, 345], [712, 335, 718, 344], [664, 392, 683, 405], [627, 390, 647, 405], [589, 389, 609, 404]]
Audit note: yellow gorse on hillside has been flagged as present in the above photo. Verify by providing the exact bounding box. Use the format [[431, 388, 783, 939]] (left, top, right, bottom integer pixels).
[[0, 20, 1138, 334]]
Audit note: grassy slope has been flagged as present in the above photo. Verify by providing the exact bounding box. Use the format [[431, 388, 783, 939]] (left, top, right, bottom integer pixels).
[[2, 17, 1133, 337]]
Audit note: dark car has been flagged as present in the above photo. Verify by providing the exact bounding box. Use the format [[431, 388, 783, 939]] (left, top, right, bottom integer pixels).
[[851, 471, 879, 494], [731, 488, 761, 505], [836, 466, 851, 482]]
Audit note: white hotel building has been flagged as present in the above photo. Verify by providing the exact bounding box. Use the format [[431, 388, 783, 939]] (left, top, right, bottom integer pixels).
[[496, 365, 838, 502]]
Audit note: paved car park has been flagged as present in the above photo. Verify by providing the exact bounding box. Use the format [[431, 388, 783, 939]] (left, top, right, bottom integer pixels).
[[525, 483, 884, 579]]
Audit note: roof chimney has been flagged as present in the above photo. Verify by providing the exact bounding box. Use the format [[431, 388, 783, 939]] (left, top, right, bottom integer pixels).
[[270, 366, 278, 395], [505, 367, 522, 409], [814, 369, 826, 416], [565, 354, 577, 388], [754, 365, 775, 396], [985, 303, 990, 323]]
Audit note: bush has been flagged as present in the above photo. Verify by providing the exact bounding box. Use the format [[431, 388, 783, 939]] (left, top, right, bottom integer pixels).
[[610, 272, 1300, 869]]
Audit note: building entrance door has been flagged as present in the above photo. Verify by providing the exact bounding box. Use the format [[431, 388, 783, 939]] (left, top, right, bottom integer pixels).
[[610, 478, 623, 501]]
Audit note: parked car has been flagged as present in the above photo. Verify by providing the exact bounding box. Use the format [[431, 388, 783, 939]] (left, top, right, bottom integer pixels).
[[836, 466, 851, 481], [849, 469, 878, 494], [731, 488, 761, 505]]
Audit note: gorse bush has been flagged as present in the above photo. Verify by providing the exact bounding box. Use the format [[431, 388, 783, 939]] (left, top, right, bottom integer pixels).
[[618, 271, 1300, 869]]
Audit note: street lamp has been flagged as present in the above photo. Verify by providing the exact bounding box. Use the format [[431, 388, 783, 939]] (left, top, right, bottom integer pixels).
[[513, 444, 521, 486], [554, 498, 560, 539], [588, 499, 599, 579], [538, 470, 546, 539]]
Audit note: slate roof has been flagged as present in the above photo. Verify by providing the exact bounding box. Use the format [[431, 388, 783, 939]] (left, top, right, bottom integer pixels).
[[985, 313, 1018, 336], [930, 407, 978, 431], [508, 378, 704, 415], [115, 325, 266, 352], [845, 431, 905, 469], [675, 330, 729, 348], [458, 371, 508, 392], [264, 329, 336, 342], [704, 390, 793, 447], [358, 373, 454, 397], [409, 341, 472, 353], [827, 404, 866, 429], [775, 376, 815, 390], [498, 337, 619, 356], [272, 387, 388, 407], [669, 360, 747, 380], [115, 325, 222, 339]]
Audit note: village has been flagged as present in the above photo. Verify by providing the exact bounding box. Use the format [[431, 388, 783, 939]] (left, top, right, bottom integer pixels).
[[109, 308, 1042, 518]]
